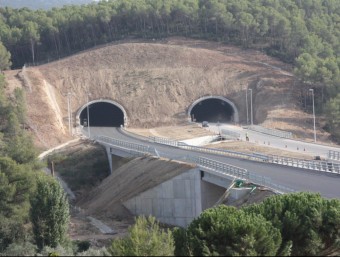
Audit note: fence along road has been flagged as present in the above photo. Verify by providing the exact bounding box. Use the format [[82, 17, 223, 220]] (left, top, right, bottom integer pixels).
[[147, 133, 340, 175], [88, 127, 340, 199], [208, 123, 340, 159]]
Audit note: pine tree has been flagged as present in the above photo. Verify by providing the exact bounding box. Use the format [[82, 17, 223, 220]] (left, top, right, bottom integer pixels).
[[0, 42, 11, 71], [244, 192, 340, 256], [175, 205, 281, 256]]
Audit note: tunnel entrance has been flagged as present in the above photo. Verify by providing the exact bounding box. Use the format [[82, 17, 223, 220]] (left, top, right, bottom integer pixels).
[[188, 96, 239, 123], [79, 101, 125, 127]]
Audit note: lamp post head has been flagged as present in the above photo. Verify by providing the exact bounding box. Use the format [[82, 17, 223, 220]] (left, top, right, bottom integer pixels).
[[309, 88, 314, 93]]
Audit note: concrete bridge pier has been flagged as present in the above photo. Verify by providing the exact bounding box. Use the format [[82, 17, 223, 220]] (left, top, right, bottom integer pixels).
[[123, 168, 239, 227], [102, 148, 253, 228]]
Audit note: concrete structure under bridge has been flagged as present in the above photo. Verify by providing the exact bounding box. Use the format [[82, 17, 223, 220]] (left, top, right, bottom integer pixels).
[[104, 145, 253, 228]]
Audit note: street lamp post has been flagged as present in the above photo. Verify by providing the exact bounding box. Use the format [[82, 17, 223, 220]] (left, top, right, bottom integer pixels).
[[245, 88, 249, 125], [309, 88, 316, 142], [86, 93, 91, 139], [249, 89, 253, 126], [217, 121, 221, 138], [67, 92, 72, 134]]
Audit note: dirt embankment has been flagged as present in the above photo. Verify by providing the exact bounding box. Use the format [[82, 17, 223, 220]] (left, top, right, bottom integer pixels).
[[77, 156, 195, 219], [7, 37, 326, 150]]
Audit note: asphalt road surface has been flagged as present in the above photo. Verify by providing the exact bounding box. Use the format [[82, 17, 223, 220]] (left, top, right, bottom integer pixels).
[[84, 126, 340, 199], [208, 123, 340, 159]]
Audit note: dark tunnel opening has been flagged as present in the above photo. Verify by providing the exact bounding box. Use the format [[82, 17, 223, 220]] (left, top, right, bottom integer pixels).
[[79, 102, 124, 127], [190, 98, 234, 123]]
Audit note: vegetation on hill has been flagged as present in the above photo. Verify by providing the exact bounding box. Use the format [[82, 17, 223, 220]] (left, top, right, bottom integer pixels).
[[0, 75, 88, 255], [174, 192, 340, 256], [109, 216, 175, 256], [0, 0, 339, 141]]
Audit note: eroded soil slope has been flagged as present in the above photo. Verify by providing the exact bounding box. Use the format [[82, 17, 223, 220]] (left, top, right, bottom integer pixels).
[[4, 37, 331, 150]]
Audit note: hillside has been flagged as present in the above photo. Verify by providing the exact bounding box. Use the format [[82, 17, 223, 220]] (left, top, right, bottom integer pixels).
[[3, 37, 333, 150]]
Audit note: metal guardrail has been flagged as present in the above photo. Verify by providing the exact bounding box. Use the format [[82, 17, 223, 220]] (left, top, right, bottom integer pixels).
[[145, 135, 340, 175], [328, 150, 340, 161], [195, 156, 249, 179], [94, 135, 295, 194], [266, 155, 340, 174], [247, 125, 293, 138], [148, 136, 179, 147], [184, 156, 295, 194], [178, 142, 264, 161], [94, 135, 153, 155]]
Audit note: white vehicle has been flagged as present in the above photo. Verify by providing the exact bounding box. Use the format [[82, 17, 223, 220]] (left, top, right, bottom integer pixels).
[[202, 121, 209, 127]]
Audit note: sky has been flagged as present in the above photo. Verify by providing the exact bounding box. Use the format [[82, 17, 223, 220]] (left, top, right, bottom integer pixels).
[[0, 0, 95, 10]]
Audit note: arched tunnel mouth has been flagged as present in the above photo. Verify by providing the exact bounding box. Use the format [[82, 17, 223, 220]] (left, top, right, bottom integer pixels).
[[79, 102, 124, 127], [190, 98, 234, 123]]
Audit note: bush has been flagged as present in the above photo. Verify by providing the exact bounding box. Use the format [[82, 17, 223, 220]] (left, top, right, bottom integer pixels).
[[0, 242, 37, 256], [36, 245, 73, 256], [75, 247, 109, 256], [74, 240, 90, 253], [108, 215, 174, 256]]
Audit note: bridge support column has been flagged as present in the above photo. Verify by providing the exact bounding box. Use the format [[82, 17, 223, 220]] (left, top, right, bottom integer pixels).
[[105, 146, 113, 174]]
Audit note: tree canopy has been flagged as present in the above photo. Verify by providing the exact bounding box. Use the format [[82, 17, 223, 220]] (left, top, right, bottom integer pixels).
[[175, 192, 340, 256], [244, 192, 340, 256], [30, 176, 70, 250], [174, 205, 282, 256], [109, 215, 175, 256]]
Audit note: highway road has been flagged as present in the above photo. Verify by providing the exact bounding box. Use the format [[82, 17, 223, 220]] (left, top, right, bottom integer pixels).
[[207, 123, 340, 159], [84, 126, 340, 199]]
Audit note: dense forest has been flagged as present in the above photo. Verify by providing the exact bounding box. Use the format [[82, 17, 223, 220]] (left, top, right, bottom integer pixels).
[[0, 0, 339, 140]]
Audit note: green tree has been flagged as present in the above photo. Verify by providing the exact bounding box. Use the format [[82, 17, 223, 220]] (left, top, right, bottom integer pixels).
[[175, 205, 281, 256], [0, 157, 36, 252], [5, 131, 37, 164], [0, 216, 29, 253], [109, 215, 174, 256], [23, 21, 40, 64], [244, 192, 340, 256], [325, 94, 340, 141], [13, 88, 27, 125], [0, 42, 11, 71], [294, 52, 318, 83], [0, 157, 35, 218], [30, 176, 70, 250]]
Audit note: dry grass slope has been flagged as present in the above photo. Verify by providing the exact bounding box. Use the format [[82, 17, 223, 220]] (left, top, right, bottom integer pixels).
[[5, 37, 332, 150]]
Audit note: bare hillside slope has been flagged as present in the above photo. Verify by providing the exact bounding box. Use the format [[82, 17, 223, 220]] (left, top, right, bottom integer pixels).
[[4, 37, 332, 149]]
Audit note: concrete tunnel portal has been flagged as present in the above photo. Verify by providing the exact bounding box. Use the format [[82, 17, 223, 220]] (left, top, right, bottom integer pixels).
[[188, 96, 239, 123], [78, 100, 126, 127]]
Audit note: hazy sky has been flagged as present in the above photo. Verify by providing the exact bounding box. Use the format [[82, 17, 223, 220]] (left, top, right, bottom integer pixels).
[[0, 0, 95, 10]]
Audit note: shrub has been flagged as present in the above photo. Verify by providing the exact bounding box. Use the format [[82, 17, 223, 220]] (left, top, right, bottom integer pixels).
[[109, 215, 174, 256]]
